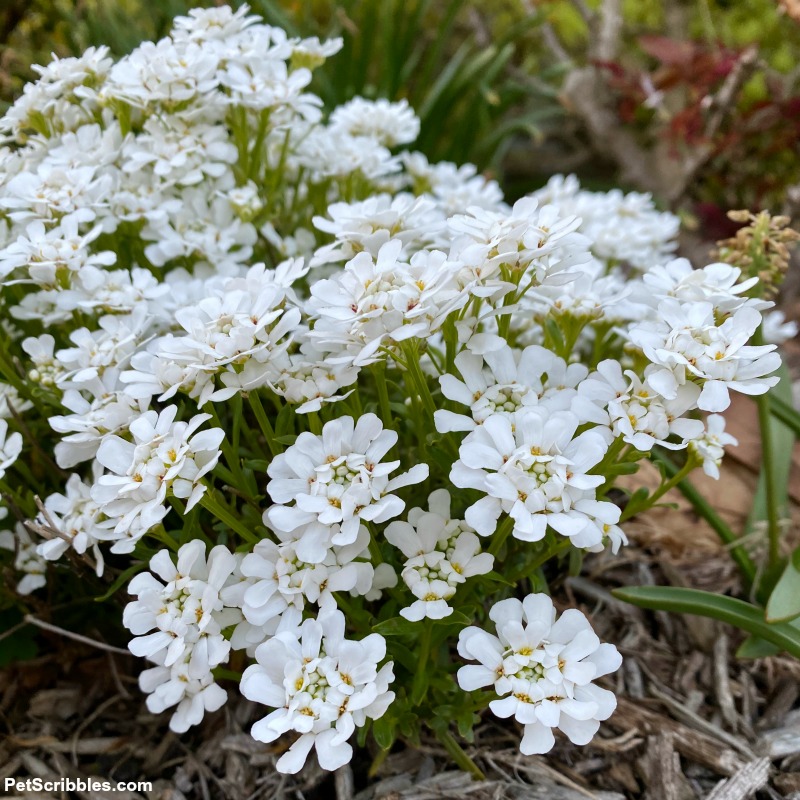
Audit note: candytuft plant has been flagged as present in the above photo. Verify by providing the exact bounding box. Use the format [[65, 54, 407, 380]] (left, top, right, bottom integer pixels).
[[0, 4, 795, 779]]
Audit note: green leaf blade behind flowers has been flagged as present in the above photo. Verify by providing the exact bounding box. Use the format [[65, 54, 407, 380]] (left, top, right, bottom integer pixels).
[[766, 546, 800, 623], [613, 586, 800, 659]]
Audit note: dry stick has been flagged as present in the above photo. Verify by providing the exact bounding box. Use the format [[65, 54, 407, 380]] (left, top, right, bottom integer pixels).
[[70, 694, 125, 767], [705, 758, 770, 800], [671, 46, 760, 202], [648, 687, 756, 760], [713, 632, 739, 732], [643, 733, 684, 800], [23, 615, 130, 656]]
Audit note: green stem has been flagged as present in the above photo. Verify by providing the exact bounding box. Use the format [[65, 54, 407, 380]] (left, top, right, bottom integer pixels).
[[652, 452, 757, 587], [619, 455, 697, 522], [402, 341, 437, 418], [434, 728, 486, 781], [753, 328, 781, 567], [372, 363, 394, 429], [207, 404, 246, 489], [488, 515, 515, 557], [199, 489, 258, 544], [248, 391, 281, 457], [411, 620, 433, 704]]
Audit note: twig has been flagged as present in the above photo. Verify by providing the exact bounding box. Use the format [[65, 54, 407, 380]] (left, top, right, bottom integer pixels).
[[23, 615, 130, 656], [705, 758, 770, 800], [648, 687, 756, 759], [335, 764, 355, 800], [596, 0, 623, 63], [713, 632, 739, 732]]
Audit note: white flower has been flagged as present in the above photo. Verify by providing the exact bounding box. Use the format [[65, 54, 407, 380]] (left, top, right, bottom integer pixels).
[[266, 413, 428, 544], [139, 652, 228, 734], [533, 175, 678, 270], [123, 540, 236, 672], [50, 372, 145, 468], [386, 490, 493, 621], [239, 524, 374, 627], [762, 310, 799, 345], [434, 343, 599, 433], [689, 414, 738, 480], [0, 419, 22, 481], [0, 383, 31, 418], [37, 463, 107, 576], [240, 609, 395, 773], [92, 406, 224, 551], [307, 239, 465, 366], [329, 97, 420, 147], [400, 151, 504, 216], [629, 300, 781, 412], [22, 333, 64, 387], [451, 408, 621, 551], [457, 594, 621, 754], [577, 360, 704, 451], [640, 259, 767, 314], [448, 196, 592, 296], [0, 523, 47, 595], [311, 193, 444, 266]]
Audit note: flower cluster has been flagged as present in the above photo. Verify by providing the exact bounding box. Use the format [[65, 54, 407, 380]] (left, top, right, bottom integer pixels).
[[0, 3, 784, 777]]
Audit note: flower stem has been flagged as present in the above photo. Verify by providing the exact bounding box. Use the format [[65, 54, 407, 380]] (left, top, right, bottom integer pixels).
[[753, 328, 782, 568], [619, 454, 698, 522], [411, 619, 433, 704], [488, 515, 515, 557], [199, 488, 258, 544], [402, 341, 437, 418], [372, 363, 394, 429], [247, 390, 281, 456], [433, 727, 486, 781]]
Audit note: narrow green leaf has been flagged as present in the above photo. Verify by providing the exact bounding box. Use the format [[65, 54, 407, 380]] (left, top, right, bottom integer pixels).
[[736, 634, 781, 659], [94, 561, 147, 602], [770, 393, 800, 437], [613, 585, 800, 659], [766, 546, 800, 622]]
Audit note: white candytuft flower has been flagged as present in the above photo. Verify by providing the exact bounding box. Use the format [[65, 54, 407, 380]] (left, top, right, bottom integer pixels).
[[37, 463, 108, 576], [239, 523, 374, 627], [0, 419, 22, 481], [434, 343, 599, 434], [240, 609, 395, 773], [124, 540, 240, 731], [628, 300, 781, 412], [0, 522, 48, 595], [92, 406, 224, 551], [451, 408, 622, 551], [266, 413, 428, 544], [329, 97, 420, 147], [457, 594, 621, 754], [386, 489, 493, 621], [689, 414, 738, 480]]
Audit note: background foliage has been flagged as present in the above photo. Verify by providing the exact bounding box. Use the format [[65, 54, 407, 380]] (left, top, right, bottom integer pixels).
[[3, 0, 800, 212]]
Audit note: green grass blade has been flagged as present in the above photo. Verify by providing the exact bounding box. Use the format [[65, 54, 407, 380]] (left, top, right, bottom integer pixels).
[[612, 586, 800, 659], [770, 393, 800, 437]]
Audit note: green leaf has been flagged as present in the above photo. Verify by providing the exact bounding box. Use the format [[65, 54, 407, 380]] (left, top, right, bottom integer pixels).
[[770, 393, 800, 437], [736, 634, 781, 659], [766, 546, 800, 622], [372, 616, 420, 636], [613, 585, 800, 659], [94, 561, 147, 602], [372, 714, 397, 751]]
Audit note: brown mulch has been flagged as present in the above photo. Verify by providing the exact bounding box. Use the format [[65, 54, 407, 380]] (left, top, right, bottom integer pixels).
[[1, 395, 800, 800]]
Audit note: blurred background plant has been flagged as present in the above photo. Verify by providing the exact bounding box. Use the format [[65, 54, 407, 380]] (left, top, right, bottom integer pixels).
[[4, 0, 800, 218]]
